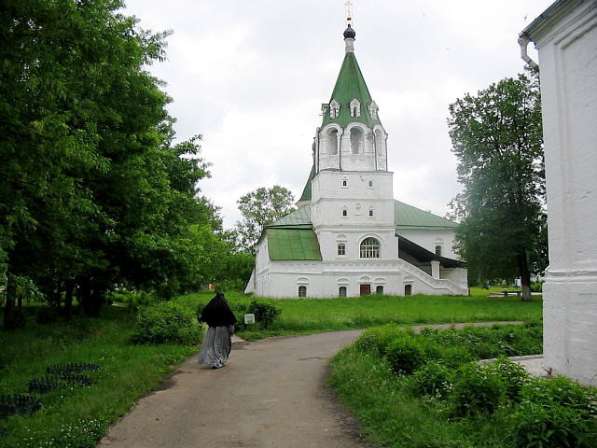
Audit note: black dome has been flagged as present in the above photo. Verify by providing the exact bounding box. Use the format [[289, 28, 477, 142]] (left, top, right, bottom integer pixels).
[[343, 23, 356, 39]]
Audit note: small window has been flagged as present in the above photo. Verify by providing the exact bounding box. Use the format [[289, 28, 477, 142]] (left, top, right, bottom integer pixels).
[[298, 286, 307, 297], [337, 243, 346, 256], [339, 286, 347, 297], [368, 180, 373, 187], [376, 285, 384, 295], [369, 209, 374, 217], [342, 180, 347, 187], [342, 209, 347, 217], [405, 284, 412, 296], [435, 245, 442, 256]]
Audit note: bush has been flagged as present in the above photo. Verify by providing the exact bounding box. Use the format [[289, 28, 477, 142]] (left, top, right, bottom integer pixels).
[[247, 301, 281, 329], [385, 336, 425, 375], [132, 302, 201, 345], [412, 362, 453, 398], [435, 346, 475, 368], [451, 363, 506, 416], [109, 290, 157, 310], [488, 357, 529, 402], [512, 377, 597, 448], [355, 325, 415, 357]]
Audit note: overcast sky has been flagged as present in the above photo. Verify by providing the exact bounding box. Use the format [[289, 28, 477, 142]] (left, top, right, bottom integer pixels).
[[124, 0, 551, 228]]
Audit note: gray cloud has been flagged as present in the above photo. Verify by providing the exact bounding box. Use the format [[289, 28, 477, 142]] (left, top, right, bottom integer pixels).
[[125, 0, 550, 227]]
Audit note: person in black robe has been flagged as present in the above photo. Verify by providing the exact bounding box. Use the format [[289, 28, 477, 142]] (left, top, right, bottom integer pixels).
[[198, 292, 237, 369]]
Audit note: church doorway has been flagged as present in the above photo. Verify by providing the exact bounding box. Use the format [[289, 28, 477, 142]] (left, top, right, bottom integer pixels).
[[360, 284, 371, 296]]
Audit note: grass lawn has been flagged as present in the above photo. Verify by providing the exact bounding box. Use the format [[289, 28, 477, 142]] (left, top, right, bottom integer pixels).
[[0, 290, 542, 446], [174, 291, 542, 340], [0, 307, 195, 448]]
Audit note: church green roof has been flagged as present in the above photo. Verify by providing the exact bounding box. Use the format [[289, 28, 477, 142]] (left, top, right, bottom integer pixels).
[[322, 52, 380, 128], [267, 228, 322, 261], [298, 164, 316, 202], [268, 200, 457, 230], [394, 200, 458, 230]]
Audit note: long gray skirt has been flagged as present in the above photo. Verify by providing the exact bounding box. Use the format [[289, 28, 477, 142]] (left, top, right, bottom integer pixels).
[[199, 326, 232, 368]]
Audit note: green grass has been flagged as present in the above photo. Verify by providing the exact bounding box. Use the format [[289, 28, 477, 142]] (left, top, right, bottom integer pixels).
[[0, 307, 195, 448], [0, 290, 542, 446], [174, 291, 542, 339], [330, 346, 517, 447], [330, 323, 595, 448]]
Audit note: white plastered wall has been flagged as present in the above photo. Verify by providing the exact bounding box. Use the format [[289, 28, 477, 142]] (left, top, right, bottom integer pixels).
[[529, 0, 597, 386]]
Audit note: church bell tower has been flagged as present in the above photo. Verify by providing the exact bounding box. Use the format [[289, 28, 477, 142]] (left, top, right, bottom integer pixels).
[[307, 13, 398, 262]]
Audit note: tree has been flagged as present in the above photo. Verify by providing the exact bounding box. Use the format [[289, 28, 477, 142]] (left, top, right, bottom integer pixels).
[[0, 0, 221, 324], [448, 69, 545, 300], [235, 186, 295, 252]]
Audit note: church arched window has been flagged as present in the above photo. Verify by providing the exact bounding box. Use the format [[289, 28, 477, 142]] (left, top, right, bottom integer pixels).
[[350, 98, 361, 118], [298, 285, 307, 297], [360, 237, 380, 258], [328, 128, 338, 155], [339, 286, 347, 297], [350, 127, 363, 154]]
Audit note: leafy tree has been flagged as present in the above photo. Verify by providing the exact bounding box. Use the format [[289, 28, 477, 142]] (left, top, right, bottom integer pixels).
[[0, 0, 222, 325], [448, 69, 545, 300], [235, 186, 295, 252]]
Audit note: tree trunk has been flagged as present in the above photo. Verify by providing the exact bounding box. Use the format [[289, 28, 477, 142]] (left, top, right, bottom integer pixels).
[[3, 274, 17, 330], [518, 252, 531, 301]]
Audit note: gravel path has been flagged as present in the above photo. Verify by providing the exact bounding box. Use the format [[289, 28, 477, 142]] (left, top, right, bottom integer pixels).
[[99, 321, 523, 448]]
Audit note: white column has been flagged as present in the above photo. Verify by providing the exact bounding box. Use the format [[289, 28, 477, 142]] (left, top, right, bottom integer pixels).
[[525, 0, 597, 386], [431, 260, 440, 280]]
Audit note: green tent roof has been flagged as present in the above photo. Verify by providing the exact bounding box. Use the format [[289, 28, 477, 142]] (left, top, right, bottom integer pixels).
[[394, 200, 458, 229], [269, 200, 457, 230], [322, 52, 380, 128], [298, 164, 316, 202], [267, 228, 322, 261]]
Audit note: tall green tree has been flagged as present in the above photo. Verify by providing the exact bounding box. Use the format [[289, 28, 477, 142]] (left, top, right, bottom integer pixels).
[[0, 0, 220, 325], [235, 185, 295, 253], [448, 69, 545, 300]]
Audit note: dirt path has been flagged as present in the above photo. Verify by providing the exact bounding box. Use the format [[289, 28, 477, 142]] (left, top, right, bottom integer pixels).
[[99, 321, 523, 448]]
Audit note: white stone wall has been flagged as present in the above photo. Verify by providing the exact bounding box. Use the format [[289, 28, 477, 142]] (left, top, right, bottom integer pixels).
[[253, 259, 467, 298], [527, 0, 597, 386], [397, 228, 459, 260]]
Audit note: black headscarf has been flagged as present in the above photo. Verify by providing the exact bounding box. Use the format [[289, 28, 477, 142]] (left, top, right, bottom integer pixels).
[[199, 292, 237, 327]]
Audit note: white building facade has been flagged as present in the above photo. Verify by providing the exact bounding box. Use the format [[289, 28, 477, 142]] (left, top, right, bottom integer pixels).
[[520, 0, 597, 386], [246, 23, 468, 298]]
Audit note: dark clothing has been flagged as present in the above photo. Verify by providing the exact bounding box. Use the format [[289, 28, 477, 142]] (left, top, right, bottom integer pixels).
[[199, 293, 237, 328]]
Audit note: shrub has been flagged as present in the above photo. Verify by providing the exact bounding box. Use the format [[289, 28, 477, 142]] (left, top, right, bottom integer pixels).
[[412, 362, 454, 398], [132, 302, 201, 345], [355, 325, 412, 356], [435, 346, 475, 368], [451, 363, 506, 416], [0, 394, 42, 419], [108, 290, 157, 310], [512, 377, 597, 448], [247, 301, 281, 329], [385, 336, 425, 375], [488, 357, 529, 402]]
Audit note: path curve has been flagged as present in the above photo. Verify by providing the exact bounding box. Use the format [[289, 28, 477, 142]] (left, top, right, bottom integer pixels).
[[100, 330, 365, 448], [99, 321, 523, 448]]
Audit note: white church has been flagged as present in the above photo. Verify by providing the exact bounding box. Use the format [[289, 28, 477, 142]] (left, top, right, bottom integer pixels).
[[245, 21, 468, 298]]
